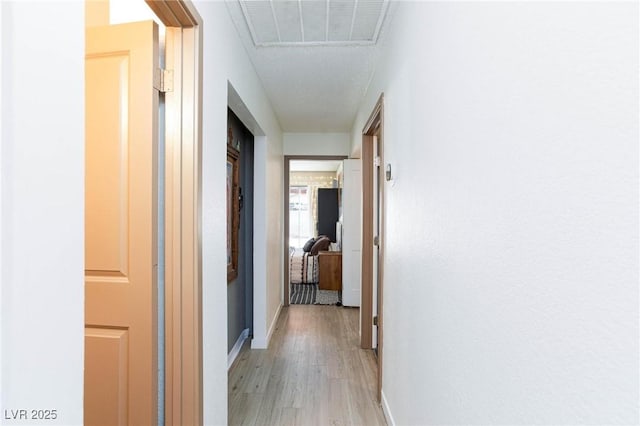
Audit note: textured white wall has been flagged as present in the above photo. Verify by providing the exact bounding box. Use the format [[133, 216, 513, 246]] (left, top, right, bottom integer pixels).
[[194, 2, 284, 423], [352, 2, 639, 424], [284, 132, 350, 156], [0, 2, 85, 424]]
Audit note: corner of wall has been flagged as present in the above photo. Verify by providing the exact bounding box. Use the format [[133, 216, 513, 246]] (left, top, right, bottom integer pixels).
[[349, 132, 362, 159], [381, 390, 396, 426], [251, 302, 282, 349], [251, 136, 268, 347]]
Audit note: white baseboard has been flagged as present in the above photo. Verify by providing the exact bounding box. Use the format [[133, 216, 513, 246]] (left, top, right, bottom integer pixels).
[[250, 337, 266, 349], [251, 303, 282, 349], [381, 390, 396, 426], [266, 303, 282, 345], [227, 328, 249, 370]]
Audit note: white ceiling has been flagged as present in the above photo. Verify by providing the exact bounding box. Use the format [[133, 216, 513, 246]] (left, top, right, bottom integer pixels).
[[225, 0, 393, 132], [238, 0, 389, 46], [290, 160, 342, 172]]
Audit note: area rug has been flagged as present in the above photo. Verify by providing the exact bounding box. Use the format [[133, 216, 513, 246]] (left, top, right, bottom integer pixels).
[[290, 283, 316, 304], [290, 283, 342, 306], [315, 289, 340, 305]]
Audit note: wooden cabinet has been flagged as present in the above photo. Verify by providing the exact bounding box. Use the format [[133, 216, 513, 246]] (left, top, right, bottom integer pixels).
[[318, 251, 342, 291]]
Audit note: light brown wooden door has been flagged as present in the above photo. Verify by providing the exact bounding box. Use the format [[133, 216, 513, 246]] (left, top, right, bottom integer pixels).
[[85, 21, 159, 426]]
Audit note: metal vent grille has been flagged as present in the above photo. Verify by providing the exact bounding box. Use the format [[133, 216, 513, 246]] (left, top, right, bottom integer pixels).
[[239, 0, 389, 46]]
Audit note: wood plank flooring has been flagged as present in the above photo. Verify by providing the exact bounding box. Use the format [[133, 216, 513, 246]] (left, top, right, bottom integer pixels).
[[229, 305, 387, 426]]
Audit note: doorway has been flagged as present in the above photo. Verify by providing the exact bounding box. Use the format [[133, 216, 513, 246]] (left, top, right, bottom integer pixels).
[[283, 156, 347, 306], [84, 1, 203, 424], [227, 108, 255, 360], [361, 94, 384, 401]]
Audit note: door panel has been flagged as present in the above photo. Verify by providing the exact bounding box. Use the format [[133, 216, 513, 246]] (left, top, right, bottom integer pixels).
[[85, 21, 159, 426], [85, 54, 130, 275], [85, 328, 129, 426]]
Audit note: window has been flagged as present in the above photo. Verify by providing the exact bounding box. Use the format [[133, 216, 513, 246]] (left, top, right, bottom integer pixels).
[[289, 186, 311, 248]]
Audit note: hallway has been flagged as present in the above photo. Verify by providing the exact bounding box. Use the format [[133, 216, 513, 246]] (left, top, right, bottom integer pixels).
[[2, 1, 637, 424], [229, 306, 386, 425]]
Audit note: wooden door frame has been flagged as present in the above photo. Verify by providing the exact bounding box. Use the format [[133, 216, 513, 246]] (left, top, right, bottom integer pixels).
[[361, 94, 384, 402], [283, 155, 348, 306], [144, 2, 203, 425]]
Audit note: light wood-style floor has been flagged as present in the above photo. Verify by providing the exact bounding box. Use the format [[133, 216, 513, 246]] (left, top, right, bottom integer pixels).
[[228, 305, 387, 426]]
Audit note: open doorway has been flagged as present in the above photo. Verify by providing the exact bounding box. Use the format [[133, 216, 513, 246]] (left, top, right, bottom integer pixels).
[[84, 1, 203, 424], [289, 160, 341, 249], [226, 108, 255, 365], [283, 156, 346, 306]]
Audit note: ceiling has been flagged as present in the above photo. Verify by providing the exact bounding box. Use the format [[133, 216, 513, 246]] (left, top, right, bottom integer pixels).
[[225, 0, 393, 132], [290, 160, 342, 172], [238, 0, 388, 46]]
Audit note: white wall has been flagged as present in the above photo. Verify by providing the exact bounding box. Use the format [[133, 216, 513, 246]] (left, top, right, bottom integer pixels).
[[0, 2, 85, 424], [352, 2, 639, 424], [193, 2, 284, 424], [284, 132, 350, 156], [0, 3, 284, 426]]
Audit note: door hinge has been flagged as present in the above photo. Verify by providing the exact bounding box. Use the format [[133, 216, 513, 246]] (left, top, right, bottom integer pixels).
[[373, 235, 380, 246], [374, 156, 381, 167], [373, 316, 379, 326], [154, 68, 174, 93]]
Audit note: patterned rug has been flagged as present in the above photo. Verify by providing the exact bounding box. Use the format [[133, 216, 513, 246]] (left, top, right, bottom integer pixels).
[[290, 283, 316, 304], [290, 283, 342, 306]]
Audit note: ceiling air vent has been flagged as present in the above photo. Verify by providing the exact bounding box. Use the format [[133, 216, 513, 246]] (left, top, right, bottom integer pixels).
[[238, 0, 389, 47]]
